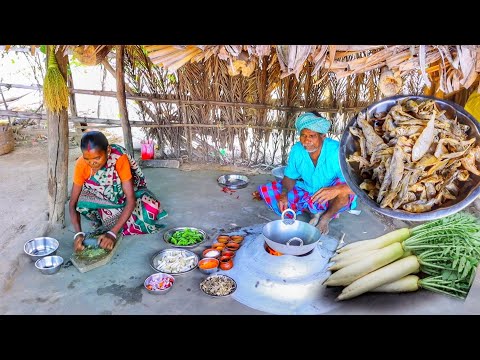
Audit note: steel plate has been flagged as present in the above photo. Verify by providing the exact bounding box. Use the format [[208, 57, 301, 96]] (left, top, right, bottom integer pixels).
[[162, 227, 207, 249], [339, 94, 480, 222], [217, 174, 249, 189], [150, 248, 199, 275]]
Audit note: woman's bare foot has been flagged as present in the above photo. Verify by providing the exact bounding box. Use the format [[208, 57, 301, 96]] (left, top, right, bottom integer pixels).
[[316, 216, 331, 234]]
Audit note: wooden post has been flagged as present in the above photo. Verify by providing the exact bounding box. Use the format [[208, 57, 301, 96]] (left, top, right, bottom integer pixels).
[[115, 45, 134, 157], [47, 46, 69, 229]]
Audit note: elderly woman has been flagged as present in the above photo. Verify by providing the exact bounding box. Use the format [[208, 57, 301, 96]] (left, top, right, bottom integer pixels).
[[69, 131, 168, 252], [258, 112, 357, 234]]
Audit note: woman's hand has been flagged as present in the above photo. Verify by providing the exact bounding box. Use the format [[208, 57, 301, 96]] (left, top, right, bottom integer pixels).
[[73, 233, 86, 253], [98, 232, 116, 251]]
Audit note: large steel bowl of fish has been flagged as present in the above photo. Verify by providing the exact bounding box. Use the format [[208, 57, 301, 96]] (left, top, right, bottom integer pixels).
[[339, 94, 480, 221]]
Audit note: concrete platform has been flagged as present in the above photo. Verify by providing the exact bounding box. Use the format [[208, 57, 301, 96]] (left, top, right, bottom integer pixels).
[[0, 166, 477, 315]]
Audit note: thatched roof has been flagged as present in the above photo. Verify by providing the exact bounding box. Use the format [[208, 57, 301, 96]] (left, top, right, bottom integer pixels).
[[5, 45, 479, 96], [142, 45, 480, 95]]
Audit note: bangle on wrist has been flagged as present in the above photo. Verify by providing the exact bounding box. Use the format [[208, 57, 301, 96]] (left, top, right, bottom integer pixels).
[[107, 231, 117, 239], [74, 231, 85, 240]]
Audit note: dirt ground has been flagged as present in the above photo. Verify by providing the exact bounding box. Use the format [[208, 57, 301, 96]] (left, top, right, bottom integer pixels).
[[3, 126, 480, 302], [0, 128, 271, 292]]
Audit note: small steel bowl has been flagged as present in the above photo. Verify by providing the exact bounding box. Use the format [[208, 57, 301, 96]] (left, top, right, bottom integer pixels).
[[272, 166, 286, 182], [144, 272, 175, 295], [200, 274, 237, 297], [35, 255, 63, 275], [24, 237, 59, 262], [163, 227, 207, 249], [217, 174, 249, 189], [198, 258, 219, 275]]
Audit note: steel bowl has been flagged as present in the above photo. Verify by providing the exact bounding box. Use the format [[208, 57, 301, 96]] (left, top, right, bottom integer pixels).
[[200, 274, 237, 297], [150, 248, 199, 275], [197, 258, 220, 275], [217, 174, 249, 189], [35, 255, 64, 275], [162, 227, 207, 249], [144, 272, 175, 295], [24, 237, 59, 262], [339, 94, 480, 222], [271, 166, 286, 182]]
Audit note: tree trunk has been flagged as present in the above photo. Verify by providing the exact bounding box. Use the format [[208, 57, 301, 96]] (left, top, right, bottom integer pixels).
[[115, 45, 134, 157], [47, 46, 69, 229]]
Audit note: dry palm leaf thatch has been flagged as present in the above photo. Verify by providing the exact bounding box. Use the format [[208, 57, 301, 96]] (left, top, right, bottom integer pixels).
[[73, 45, 113, 66]]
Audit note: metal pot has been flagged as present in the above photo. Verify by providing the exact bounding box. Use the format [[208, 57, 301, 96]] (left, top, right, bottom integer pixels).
[[262, 209, 322, 256]]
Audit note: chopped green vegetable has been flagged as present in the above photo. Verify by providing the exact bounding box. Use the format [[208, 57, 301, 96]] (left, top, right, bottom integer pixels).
[[169, 228, 204, 246]]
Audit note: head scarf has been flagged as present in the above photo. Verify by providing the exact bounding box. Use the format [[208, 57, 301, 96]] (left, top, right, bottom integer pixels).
[[295, 112, 331, 134]]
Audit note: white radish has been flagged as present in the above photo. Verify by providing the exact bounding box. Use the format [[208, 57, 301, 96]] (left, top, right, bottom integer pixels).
[[370, 275, 420, 293], [323, 242, 404, 287], [337, 255, 420, 301], [331, 247, 379, 262], [334, 227, 411, 254], [329, 249, 381, 271]]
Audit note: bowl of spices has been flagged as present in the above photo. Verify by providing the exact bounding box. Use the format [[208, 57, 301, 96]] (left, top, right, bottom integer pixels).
[[200, 274, 237, 297], [202, 248, 221, 259], [198, 258, 219, 275]]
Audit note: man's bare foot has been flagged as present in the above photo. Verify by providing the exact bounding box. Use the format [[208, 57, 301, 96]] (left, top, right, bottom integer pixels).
[[308, 212, 321, 226], [316, 216, 331, 234]]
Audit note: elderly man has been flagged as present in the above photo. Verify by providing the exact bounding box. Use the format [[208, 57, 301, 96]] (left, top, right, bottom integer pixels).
[[258, 112, 357, 234]]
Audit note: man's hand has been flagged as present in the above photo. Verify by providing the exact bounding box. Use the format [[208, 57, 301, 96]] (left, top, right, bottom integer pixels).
[[311, 186, 341, 204], [278, 193, 289, 212]]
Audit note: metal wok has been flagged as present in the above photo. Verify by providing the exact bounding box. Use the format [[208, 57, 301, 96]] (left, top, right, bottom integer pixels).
[[262, 209, 322, 256]]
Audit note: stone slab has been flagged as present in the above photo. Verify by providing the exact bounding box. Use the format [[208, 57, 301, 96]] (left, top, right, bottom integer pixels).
[[138, 159, 180, 169]]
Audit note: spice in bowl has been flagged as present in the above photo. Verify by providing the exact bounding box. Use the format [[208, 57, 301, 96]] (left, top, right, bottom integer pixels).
[[198, 258, 219, 274], [202, 248, 221, 258], [225, 242, 240, 251], [230, 235, 244, 244], [212, 242, 226, 251], [216, 235, 230, 244]]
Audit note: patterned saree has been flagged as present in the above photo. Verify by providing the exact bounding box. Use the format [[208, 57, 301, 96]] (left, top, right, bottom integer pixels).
[[76, 144, 167, 235]]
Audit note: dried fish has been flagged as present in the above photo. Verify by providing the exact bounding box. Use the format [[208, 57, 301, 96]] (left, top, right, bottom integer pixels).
[[348, 97, 480, 213]]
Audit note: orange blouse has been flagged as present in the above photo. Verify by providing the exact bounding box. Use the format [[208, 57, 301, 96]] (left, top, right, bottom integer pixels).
[[73, 154, 132, 186]]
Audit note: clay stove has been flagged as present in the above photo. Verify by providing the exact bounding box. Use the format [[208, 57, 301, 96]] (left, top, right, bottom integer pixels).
[[219, 224, 341, 315]]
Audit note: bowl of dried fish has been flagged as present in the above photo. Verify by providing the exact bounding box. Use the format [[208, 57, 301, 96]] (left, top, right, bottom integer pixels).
[[150, 248, 199, 275], [200, 274, 237, 297], [340, 95, 480, 221]]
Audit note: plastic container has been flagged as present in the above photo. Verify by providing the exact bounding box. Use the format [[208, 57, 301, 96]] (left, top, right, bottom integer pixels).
[[141, 142, 154, 160]]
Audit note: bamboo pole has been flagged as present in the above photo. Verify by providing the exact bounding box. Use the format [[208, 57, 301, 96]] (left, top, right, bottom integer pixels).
[[0, 110, 301, 131], [115, 45, 134, 157], [101, 59, 158, 122], [0, 86, 12, 125], [0, 83, 368, 113]]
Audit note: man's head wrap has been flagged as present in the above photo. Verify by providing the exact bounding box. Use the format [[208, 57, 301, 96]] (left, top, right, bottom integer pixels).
[[295, 112, 331, 134]]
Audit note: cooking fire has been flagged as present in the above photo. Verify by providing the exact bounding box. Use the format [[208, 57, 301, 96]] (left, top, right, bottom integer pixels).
[[263, 242, 313, 257]]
